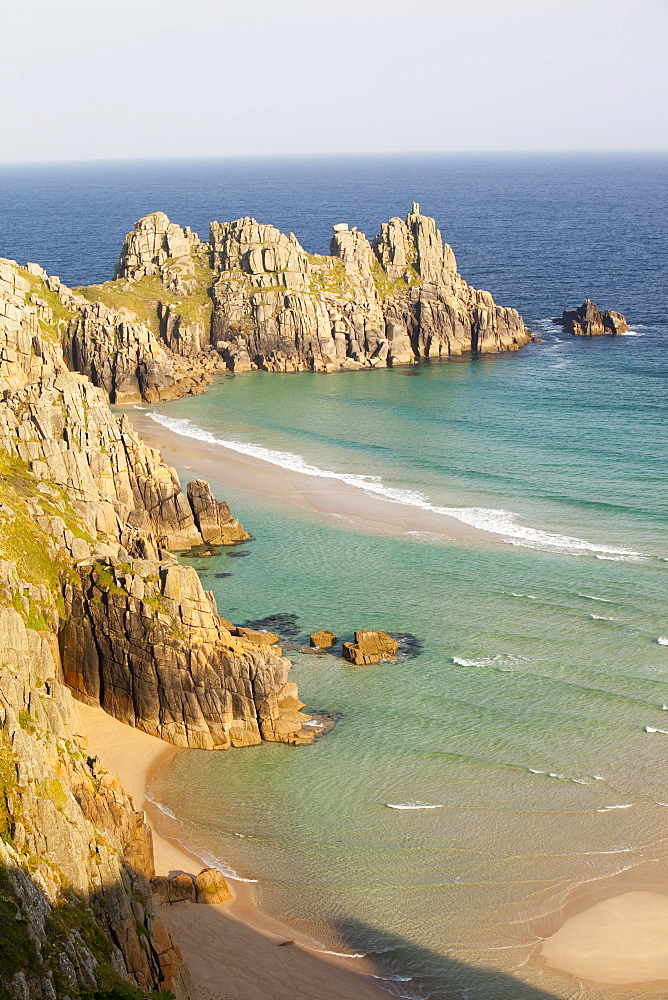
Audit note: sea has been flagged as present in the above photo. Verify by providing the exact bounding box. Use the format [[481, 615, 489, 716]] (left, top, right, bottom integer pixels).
[[2, 153, 667, 999]]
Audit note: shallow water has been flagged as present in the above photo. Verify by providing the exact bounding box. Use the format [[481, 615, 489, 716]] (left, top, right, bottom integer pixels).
[[3, 152, 667, 998]]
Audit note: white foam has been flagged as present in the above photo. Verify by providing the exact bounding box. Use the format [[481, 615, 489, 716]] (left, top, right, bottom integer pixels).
[[508, 592, 538, 599], [313, 948, 367, 958], [579, 594, 613, 602], [147, 412, 646, 558], [590, 614, 617, 621], [658, 637, 668, 646], [371, 975, 413, 982], [386, 802, 444, 810], [453, 654, 529, 669], [645, 726, 668, 734], [596, 804, 633, 811]]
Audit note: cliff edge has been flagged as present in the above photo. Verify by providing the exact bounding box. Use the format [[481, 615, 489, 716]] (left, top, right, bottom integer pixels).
[[0, 255, 314, 1000]]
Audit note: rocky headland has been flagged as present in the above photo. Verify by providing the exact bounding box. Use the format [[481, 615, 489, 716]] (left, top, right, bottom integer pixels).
[[60, 203, 532, 403]]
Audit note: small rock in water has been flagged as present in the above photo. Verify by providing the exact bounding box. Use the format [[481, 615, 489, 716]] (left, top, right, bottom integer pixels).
[[342, 629, 399, 665], [229, 550, 251, 558], [214, 572, 232, 579], [310, 629, 337, 648]]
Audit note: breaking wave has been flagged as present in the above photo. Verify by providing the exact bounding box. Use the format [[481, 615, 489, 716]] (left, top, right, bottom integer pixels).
[[147, 413, 646, 559], [386, 802, 445, 810]]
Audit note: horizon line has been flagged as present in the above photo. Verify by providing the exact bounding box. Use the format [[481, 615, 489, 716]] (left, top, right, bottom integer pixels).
[[1, 148, 667, 170]]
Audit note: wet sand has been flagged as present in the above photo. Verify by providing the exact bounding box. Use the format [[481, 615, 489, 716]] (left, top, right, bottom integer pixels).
[[77, 703, 387, 1000], [539, 891, 668, 987], [129, 411, 495, 543]]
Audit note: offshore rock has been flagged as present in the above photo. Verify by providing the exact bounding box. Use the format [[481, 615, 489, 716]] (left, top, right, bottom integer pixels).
[[561, 300, 629, 336], [342, 630, 399, 665], [187, 479, 250, 544], [310, 630, 337, 648]]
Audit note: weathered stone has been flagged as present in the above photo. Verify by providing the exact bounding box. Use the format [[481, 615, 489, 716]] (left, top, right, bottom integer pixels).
[[310, 630, 337, 648], [187, 480, 250, 545], [234, 626, 280, 647], [195, 868, 231, 904], [167, 873, 196, 906], [561, 300, 629, 336], [342, 630, 399, 665]]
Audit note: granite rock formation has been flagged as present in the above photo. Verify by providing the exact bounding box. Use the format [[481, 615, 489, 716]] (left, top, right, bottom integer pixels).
[[561, 300, 629, 336], [342, 630, 399, 665], [0, 254, 315, 996], [54, 204, 530, 402]]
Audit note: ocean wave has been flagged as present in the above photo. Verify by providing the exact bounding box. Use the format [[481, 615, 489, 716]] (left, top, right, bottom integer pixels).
[[146, 412, 646, 559], [658, 637, 668, 646], [596, 804, 633, 812], [386, 802, 444, 810], [371, 975, 413, 982], [645, 726, 668, 734], [507, 592, 538, 599], [453, 654, 529, 670], [579, 594, 613, 602], [312, 948, 368, 958], [590, 614, 617, 621]]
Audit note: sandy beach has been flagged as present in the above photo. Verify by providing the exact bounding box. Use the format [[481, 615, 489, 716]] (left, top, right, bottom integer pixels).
[[77, 703, 388, 1000], [128, 410, 495, 544]]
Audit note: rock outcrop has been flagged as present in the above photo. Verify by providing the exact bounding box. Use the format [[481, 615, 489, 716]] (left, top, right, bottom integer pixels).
[[151, 868, 231, 906], [310, 630, 336, 648], [0, 254, 316, 996], [51, 204, 530, 402], [560, 300, 629, 336], [342, 630, 399, 665], [187, 479, 250, 545]]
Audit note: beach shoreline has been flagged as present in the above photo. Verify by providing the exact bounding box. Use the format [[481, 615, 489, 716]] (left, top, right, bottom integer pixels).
[[76, 703, 389, 1000], [127, 410, 500, 545]]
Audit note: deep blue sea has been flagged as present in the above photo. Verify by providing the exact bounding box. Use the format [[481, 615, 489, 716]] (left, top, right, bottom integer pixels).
[[2, 153, 667, 999]]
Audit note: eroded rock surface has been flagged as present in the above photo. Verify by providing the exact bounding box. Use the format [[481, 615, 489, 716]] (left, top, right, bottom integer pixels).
[[561, 300, 629, 336], [51, 204, 531, 402], [342, 630, 399, 665], [0, 254, 315, 996]]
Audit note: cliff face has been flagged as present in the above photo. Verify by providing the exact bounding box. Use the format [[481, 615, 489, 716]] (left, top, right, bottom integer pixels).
[[0, 255, 314, 998], [64, 204, 529, 400]]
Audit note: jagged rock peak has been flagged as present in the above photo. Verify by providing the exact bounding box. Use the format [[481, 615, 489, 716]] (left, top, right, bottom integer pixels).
[[115, 211, 206, 281]]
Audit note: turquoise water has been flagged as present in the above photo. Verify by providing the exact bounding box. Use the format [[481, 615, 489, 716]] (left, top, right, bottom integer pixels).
[[3, 152, 666, 998], [147, 343, 668, 999]]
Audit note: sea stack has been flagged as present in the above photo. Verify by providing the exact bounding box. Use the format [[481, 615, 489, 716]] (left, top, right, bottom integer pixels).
[[560, 299, 629, 336]]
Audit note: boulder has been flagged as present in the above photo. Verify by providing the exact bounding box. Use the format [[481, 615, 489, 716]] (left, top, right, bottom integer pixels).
[[235, 626, 280, 646], [342, 630, 399, 665], [310, 630, 337, 648], [195, 868, 232, 904], [167, 873, 197, 905]]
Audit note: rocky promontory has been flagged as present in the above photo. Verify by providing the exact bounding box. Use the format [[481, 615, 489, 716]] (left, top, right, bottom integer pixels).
[[0, 254, 316, 999], [52, 204, 532, 402]]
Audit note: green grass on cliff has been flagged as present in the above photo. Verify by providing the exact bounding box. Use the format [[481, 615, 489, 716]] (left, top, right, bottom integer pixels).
[[21, 271, 78, 343], [75, 264, 215, 340], [0, 452, 91, 620]]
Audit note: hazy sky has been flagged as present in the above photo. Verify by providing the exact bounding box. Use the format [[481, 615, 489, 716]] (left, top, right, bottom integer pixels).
[[2, 0, 667, 163]]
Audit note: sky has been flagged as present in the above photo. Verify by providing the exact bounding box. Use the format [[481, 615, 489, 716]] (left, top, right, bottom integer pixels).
[[1, 0, 667, 163]]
